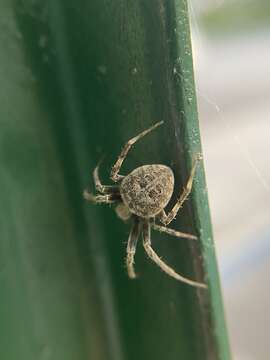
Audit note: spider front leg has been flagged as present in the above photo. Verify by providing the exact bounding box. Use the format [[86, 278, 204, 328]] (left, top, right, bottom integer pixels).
[[126, 217, 141, 279], [93, 162, 119, 194], [83, 190, 120, 204], [142, 221, 207, 288], [161, 154, 202, 226], [110, 121, 163, 182]]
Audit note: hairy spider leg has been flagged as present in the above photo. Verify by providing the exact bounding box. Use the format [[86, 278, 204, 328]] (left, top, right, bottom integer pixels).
[[83, 190, 120, 204], [152, 223, 197, 240], [126, 217, 141, 279], [93, 162, 120, 194], [110, 121, 164, 182], [142, 221, 207, 288], [160, 153, 202, 226]]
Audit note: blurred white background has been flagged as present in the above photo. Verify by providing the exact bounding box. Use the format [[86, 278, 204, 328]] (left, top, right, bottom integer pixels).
[[189, 1, 270, 359]]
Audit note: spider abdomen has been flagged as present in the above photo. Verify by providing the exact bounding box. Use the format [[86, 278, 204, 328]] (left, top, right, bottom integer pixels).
[[120, 165, 174, 218]]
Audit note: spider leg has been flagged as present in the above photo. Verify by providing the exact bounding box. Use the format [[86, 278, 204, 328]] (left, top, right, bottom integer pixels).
[[142, 221, 207, 288], [126, 217, 141, 279], [93, 162, 120, 194], [110, 121, 163, 182], [83, 190, 120, 204], [160, 153, 202, 226], [152, 223, 197, 240]]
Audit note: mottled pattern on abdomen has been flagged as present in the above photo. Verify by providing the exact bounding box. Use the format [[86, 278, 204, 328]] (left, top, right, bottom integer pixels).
[[120, 165, 174, 218]]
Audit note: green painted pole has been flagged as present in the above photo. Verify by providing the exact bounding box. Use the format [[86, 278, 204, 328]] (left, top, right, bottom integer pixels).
[[0, 1, 230, 359]]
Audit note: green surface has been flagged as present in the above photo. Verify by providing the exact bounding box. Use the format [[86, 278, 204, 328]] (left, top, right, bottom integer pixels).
[[0, 1, 230, 359]]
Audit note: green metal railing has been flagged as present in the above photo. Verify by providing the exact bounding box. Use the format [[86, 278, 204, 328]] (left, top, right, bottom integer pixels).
[[0, 1, 230, 359]]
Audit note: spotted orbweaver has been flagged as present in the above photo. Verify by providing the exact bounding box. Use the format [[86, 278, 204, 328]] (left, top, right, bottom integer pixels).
[[84, 121, 207, 288]]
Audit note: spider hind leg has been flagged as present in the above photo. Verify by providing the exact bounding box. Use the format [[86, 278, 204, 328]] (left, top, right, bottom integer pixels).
[[142, 221, 207, 288], [152, 223, 197, 240], [126, 217, 141, 279]]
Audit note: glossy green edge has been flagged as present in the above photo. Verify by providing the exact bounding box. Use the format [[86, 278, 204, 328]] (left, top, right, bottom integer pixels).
[[0, 0, 230, 359]]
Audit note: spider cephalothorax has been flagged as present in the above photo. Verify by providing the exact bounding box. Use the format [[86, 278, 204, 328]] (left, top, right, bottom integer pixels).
[[84, 121, 207, 288]]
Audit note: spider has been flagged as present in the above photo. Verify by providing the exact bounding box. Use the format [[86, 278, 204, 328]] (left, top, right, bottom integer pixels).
[[84, 121, 207, 288]]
